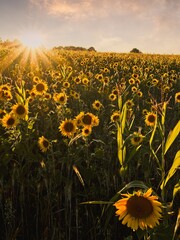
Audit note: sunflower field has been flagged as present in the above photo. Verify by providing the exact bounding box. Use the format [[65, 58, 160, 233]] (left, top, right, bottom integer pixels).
[[0, 42, 180, 240]]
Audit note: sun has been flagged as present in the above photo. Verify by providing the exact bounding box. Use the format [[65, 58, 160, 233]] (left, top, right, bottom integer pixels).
[[19, 30, 44, 49]]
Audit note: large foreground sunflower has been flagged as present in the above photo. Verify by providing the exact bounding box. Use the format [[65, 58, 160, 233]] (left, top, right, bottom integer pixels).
[[114, 188, 162, 231]]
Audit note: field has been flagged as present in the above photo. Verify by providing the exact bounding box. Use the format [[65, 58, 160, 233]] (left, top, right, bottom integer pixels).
[[0, 42, 180, 240]]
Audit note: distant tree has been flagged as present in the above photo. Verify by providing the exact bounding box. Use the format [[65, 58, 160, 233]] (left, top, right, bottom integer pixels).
[[88, 47, 96, 52], [130, 48, 142, 53]]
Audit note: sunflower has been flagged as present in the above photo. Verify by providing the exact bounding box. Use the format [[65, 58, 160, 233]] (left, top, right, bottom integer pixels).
[[1, 113, 18, 128], [102, 76, 109, 85], [82, 77, 89, 85], [38, 136, 50, 152], [81, 113, 94, 126], [136, 90, 143, 97], [103, 67, 109, 73], [113, 62, 118, 68], [53, 92, 68, 104], [92, 115, 100, 127], [63, 81, 70, 88], [145, 112, 157, 127], [0, 109, 6, 119], [110, 111, 120, 122], [131, 86, 137, 93], [109, 93, 117, 101], [114, 188, 162, 231], [142, 109, 148, 115], [33, 80, 48, 95], [0, 84, 11, 92], [74, 76, 81, 84], [129, 78, 135, 85], [131, 132, 144, 146], [75, 112, 85, 126], [33, 76, 39, 83], [44, 93, 51, 100], [73, 91, 80, 100], [82, 126, 92, 137], [112, 89, 119, 95], [151, 78, 159, 86], [132, 73, 139, 79], [92, 100, 103, 110], [58, 92, 68, 104], [11, 103, 28, 119], [59, 119, 77, 138], [175, 92, 180, 103], [0, 89, 12, 101], [97, 74, 103, 81], [126, 100, 134, 109]]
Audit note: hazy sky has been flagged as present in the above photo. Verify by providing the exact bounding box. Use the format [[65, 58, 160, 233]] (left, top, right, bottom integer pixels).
[[0, 0, 180, 54]]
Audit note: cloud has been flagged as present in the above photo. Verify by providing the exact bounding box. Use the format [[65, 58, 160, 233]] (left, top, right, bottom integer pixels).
[[29, 0, 156, 18], [29, 0, 180, 24]]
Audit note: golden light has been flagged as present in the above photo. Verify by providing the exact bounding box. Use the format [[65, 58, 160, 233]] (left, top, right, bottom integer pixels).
[[19, 30, 44, 49]]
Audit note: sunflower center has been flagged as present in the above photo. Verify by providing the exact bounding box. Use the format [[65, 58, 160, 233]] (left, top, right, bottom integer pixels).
[[43, 140, 49, 148], [112, 114, 119, 121], [16, 105, 26, 115], [127, 195, 153, 219], [59, 96, 65, 102], [84, 129, 90, 134], [82, 115, 92, 125], [148, 114, 155, 123], [133, 137, 141, 142], [7, 117, 15, 126], [64, 122, 74, 132], [36, 83, 45, 92], [96, 103, 100, 107]]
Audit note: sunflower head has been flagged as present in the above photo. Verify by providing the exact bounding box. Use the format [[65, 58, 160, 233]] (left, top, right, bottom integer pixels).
[[129, 78, 135, 85], [145, 112, 157, 127], [130, 132, 144, 146], [74, 76, 81, 84], [114, 188, 162, 231], [175, 92, 180, 103], [82, 126, 92, 137], [38, 136, 50, 152], [82, 77, 89, 85], [59, 119, 77, 138], [11, 103, 28, 119], [1, 113, 18, 128], [54, 92, 68, 105], [63, 81, 70, 88], [92, 100, 103, 111], [110, 111, 120, 122], [109, 93, 117, 101], [33, 80, 48, 95]]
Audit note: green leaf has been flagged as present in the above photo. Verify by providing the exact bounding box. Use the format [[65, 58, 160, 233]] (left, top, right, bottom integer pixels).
[[117, 103, 127, 166], [164, 120, 180, 154], [161, 150, 180, 189], [149, 113, 157, 146], [161, 101, 167, 125], [173, 180, 180, 200]]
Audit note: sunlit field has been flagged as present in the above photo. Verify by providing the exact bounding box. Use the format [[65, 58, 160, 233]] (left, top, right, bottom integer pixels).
[[0, 40, 180, 240]]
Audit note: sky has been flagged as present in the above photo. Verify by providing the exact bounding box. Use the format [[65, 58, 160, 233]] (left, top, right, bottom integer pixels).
[[0, 0, 180, 54]]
